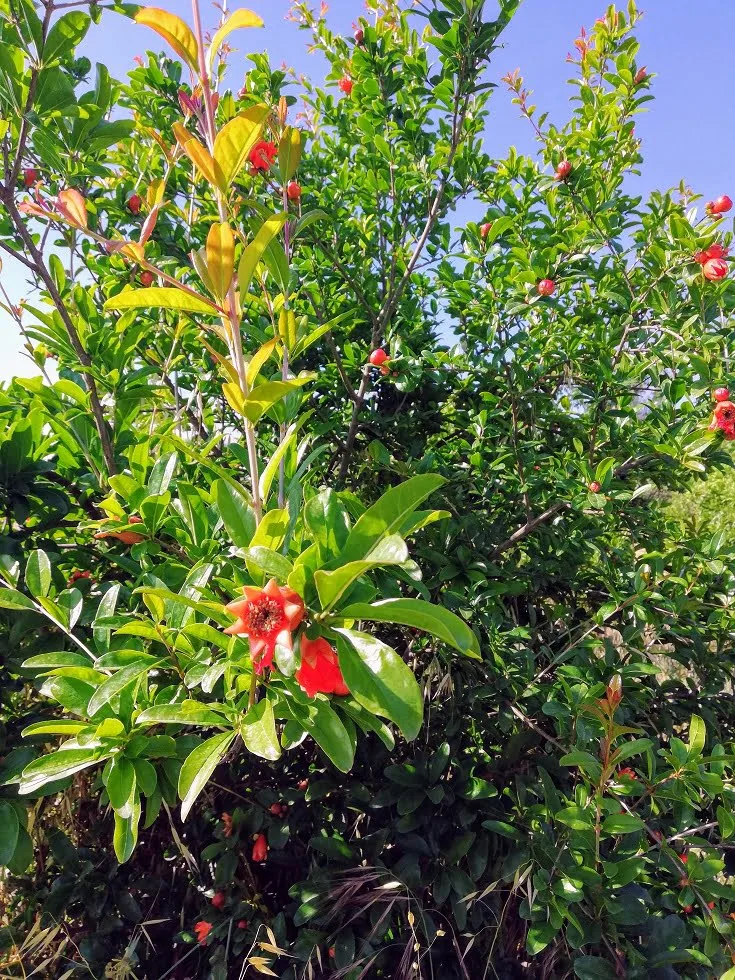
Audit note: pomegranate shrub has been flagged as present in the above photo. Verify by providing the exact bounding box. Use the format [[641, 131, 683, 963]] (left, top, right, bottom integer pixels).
[[1, 1, 735, 978]]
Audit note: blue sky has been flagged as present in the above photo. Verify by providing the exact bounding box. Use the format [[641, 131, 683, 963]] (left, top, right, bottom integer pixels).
[[1, 0, 734, 380]]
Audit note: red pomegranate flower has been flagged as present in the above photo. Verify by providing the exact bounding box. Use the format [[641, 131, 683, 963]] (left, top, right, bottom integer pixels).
[[338, 76, 354, 95], [295, 636, 349, 698], [23, 168, 39, 187], [252, 833, 268, 862], [703, 257, 728, 281], [480, 221, 492, 239], [695, 243, 729, 265], [554, 160, 572, 181], [221, 812, 233, 837], [194, 921, 213, 945], [128, 193, 142, 214], [249, 140, 278, 174], [714, 387, 730, 402], [224, 579, 305, 673], [287, 180, 301, 200], [617, 767, 637, 780], [211, 892, 226, 910], [710, 400, 735, 438]]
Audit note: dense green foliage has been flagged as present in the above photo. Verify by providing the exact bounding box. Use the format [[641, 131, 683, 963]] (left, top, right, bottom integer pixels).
[[2, 1, 735, 978]]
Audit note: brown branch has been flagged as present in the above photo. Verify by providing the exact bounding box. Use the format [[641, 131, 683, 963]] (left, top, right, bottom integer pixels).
[[490, 456, 651, 559]]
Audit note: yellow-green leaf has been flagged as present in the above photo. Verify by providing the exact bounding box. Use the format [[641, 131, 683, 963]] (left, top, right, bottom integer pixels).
[[172, 123, 223, 189], [213, 105, 270, 189], [246, 337, 278, 389], [278, 126, 302, 183], [238, 377, 313, 423], [237, 213, 288, 296], [206, 222, 235, 301], [104, 287, 218, 315], [134, 8, 199, 72], [207, 8, 264, 74], [277, 308, 297, 349], [223, 382, 246, 415], [202, 338, 239, 384]]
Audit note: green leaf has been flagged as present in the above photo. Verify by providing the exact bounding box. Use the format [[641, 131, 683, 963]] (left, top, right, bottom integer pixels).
[[338, 598, 480, 659], [107, 757, 136, 811], [602, 813, 644, 834], [315, 535, 408, 611], [240, 699, 281, 761], [556, 806, 593, 830], [688, 714, 706, 757], [22, 720, 89, 738], [527, 921, 558, 955], [104, 287, 218, 315], [238, 213, 288, 296], [43, 11, 90, 63], [87, 660, 157, 717], [0, 802, 20, 865], [113, 794, 141, 863], [147, 452, 178, 496], [178, 731, 235, 821], [288, 698, 354, 772], [239, 378, 314, 424], [22, 652, 92, 670], [25, 549, 51, 598], [335, 629, 423, 740], [0, 587, 35, 611], [612, 738, 654, 763], [278, 125, 302, 183], [573, 955, 618, 979], [19, 749, 103, 794], [339, 475, 445, 563], [244, 546, 293, 581], [214, 478, 256, 547], [135, 703, 230, 727]]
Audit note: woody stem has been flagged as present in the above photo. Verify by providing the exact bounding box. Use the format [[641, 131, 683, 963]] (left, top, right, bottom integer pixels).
[[191, 0, 262, 523]]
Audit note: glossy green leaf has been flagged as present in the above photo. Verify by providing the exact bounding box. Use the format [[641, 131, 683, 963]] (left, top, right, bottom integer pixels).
[[240, 699, 281, 760], [338, 597, 480, 658], [335, 629, 423, 740], [178, 731, 235, 821]]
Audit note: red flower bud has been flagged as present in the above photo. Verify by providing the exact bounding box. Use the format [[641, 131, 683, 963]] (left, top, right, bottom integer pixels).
[[680, 853, 688, 864], [537, 278, 556, 296], [237, 919, 248, 929], [714, 387, 730, 402], [683, 905, 694, 915], [369, 348, 389, 366], [706, 195, 733, 216], [588, 480, 601, 493], [703, 257, 728, 281], [252, 833, 268, 863], [354, 28, 364, 44], [128, 193, 142, 214], [287, 180, 301, 201], [194, 921, 213, 945], [480, 222, 492, 239], [211, 892, 226, 910], [554, 160, 572, 181], [140, 271, 154, 287], [23, 168, 39, 187], [634, 66, 647, 85], [338, 76, 354, 95], [297, 779, 308, 791], [606, 673, 622, 707], [269, 802, 282, 816]]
